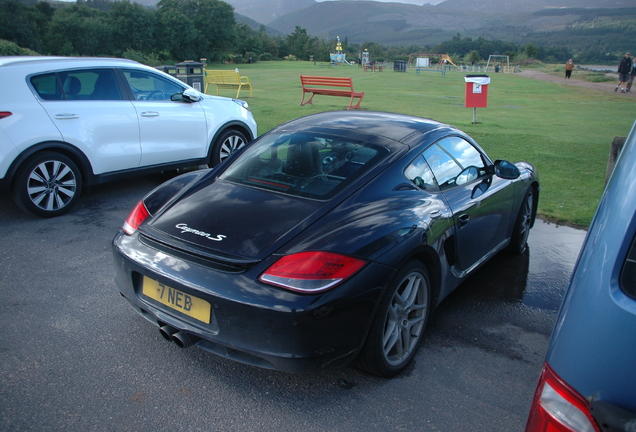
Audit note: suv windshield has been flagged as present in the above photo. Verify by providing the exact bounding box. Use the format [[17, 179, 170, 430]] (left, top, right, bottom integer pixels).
[[220, 131, 387, 200]]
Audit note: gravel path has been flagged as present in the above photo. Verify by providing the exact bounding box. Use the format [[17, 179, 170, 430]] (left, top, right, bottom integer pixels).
[[517, 68, 634, 96]]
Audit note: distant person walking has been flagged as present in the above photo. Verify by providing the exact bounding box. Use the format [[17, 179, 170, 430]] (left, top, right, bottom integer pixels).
[[616, 52, 632, 93], [627, 58, 636, 93], [565, 59, 574, 79]]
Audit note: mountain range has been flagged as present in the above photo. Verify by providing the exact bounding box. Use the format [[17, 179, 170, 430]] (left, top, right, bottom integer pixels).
[[227, 0, 632, 24], [229, 0, 635, 48]]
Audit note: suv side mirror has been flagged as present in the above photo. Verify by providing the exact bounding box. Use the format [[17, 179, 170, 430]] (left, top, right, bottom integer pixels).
[[183, 88, 202, 102], [494, 160, 520, 179], [171, 88, 202, 103]]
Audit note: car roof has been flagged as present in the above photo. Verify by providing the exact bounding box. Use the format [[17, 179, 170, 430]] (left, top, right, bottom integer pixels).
[[0, 56, 141, 69], [273, 111, 456, 146]]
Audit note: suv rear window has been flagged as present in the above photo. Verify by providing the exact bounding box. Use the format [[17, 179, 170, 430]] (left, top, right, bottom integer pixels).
[[31, 69, 122, 101], [220, 131, 387, 200]]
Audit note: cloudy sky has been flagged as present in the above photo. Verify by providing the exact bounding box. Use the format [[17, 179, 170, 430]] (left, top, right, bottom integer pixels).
[[315, 0, 445, 5]]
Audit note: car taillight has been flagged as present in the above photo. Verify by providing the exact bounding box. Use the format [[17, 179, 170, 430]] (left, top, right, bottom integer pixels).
[[526, 363, 600, 432], [122, 200, 150, 235], [259, 251, 367, 293], [0, 112, 12, 119]]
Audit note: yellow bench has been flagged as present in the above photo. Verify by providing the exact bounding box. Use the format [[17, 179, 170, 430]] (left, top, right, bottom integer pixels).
[[204, 70, 252, 98]]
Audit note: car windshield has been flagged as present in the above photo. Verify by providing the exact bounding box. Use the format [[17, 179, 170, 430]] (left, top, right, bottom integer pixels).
[[220, 131, 388, 200]]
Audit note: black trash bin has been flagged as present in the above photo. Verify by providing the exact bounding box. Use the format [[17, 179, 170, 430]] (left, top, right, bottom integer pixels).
[[175, 61, 205, 92], [156, 65, 177, 77], [495, 65, 500, 73], [394, 60, 407, 72]]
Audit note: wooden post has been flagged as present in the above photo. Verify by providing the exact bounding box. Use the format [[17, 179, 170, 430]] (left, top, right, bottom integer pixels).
[[606, 136, 626, 183]]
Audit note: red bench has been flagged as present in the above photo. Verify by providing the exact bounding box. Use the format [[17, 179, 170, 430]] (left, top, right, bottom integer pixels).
[[299, 75, 364, 110]]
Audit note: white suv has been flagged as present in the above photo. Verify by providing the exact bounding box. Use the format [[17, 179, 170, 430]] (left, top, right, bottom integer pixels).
[[0, 56, 258, 217]]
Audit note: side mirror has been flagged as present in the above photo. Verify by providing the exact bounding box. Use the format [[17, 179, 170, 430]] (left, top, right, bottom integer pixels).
[[171, 88, 202, 103], [183, 88, 202, 102], [494, 160, 520, 179]]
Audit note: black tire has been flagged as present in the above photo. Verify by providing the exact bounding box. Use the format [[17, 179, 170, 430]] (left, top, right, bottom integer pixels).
[[12, 152, 82, 218], [508, 187, 535, 255], [355, 260, 431, 377], [210, 129, 248, 166]]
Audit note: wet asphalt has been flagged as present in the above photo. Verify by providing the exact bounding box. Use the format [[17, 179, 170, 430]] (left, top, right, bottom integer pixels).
[[0, 174, 586, 431]]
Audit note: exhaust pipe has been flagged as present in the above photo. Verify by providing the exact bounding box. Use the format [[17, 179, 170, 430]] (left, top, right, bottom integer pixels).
[[172, 331, 197, 349], [159, 325, 178, 341], [158, 325, 199, 348]]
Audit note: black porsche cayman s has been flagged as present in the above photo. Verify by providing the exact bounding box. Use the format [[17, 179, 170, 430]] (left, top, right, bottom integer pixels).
[[112, 111, 539, 377]]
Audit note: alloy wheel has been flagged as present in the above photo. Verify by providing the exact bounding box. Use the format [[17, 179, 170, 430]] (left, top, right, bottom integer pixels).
[[27, 159, 78, 212], [382, 270, 429, 366]]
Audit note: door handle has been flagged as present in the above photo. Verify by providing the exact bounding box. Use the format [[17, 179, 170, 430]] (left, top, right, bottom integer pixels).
[[140, 111, 160, 117], [54, 113, 79, 119], [457, 213, 470, 228]]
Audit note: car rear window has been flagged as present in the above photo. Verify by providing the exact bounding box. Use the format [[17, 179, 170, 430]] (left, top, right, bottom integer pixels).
[[220, 131, 388, 200], [31, 69, 123, 101], [30, 73, 63, 100]]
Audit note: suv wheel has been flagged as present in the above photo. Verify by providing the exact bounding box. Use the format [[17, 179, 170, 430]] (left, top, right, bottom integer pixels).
[[12, 152, 82, 217], [210, 129, 248, 166]]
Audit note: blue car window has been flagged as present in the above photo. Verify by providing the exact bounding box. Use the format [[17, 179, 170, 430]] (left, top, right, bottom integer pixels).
[[221, 132, 387, 200]]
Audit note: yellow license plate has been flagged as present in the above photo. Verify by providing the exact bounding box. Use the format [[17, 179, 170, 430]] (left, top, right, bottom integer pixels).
[[142, 277, 211, 324]]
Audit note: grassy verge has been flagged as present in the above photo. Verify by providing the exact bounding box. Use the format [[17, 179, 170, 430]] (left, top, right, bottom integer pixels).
[[206, 61, 636, 227]]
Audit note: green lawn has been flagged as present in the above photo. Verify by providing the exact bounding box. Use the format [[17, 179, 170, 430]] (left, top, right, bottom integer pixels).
[[206, 61, 636, 228]]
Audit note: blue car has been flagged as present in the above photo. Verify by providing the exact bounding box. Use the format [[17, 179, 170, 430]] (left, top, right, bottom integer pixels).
[[526, 121, 636, 431], [112, 111, 538, 377]]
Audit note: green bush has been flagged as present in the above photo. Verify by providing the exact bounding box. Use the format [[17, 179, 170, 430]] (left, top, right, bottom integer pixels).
[[244, 51, 258, 63], [225, 53, 243, 64], [0, 39, 39, 56], [122, 49, 165, 67]]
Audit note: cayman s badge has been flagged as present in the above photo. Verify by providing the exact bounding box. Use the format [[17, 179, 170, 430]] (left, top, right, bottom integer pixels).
[[175, 223, 226, 241]]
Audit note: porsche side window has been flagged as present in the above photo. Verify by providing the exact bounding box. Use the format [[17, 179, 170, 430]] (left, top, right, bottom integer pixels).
[[424, 137, 486, 189], [404, 155, 437, 190], [423, 144, 461, 188], [455, 166, 479, 186], [437, 136, 485, 170], [123, 69, 185, 101]]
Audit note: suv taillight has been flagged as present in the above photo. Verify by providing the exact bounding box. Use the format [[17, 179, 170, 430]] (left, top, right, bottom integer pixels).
[[0, 112, 12, 119], [526, 363, 600, 432]]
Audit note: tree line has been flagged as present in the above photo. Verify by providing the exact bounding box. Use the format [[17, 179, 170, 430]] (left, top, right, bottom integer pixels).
[[0, 0, 618, 66]]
